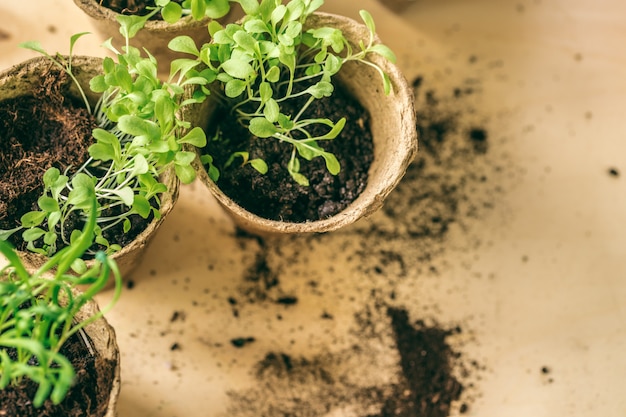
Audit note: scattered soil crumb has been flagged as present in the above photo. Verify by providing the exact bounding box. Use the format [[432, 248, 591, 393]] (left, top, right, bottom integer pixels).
[[231, 337, 256, 348], [224, 306, 479, 417]]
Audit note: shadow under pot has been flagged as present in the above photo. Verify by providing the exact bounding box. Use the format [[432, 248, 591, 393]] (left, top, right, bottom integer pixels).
[[187, 12, 418, 236], [0, 56, 179, 278]]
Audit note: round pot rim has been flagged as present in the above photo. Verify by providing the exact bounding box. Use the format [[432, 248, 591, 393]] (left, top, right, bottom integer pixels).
[[73, 0, 211, 32]]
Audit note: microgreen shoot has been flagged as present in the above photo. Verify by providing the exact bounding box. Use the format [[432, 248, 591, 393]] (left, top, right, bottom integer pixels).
[[3, 20, 209, 256], [171, 0, 396, 185], [0, 196, 122, 408]]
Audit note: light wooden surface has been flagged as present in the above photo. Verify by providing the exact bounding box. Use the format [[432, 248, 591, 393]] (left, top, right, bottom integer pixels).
[[1, 1, 626, 416]]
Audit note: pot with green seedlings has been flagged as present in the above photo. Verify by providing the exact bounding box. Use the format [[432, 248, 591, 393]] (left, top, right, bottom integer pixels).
[[177, 0, 417, 235], [0, 29, 205, 276], [73, 0, 249, 75], [0, 197, 122, 417]]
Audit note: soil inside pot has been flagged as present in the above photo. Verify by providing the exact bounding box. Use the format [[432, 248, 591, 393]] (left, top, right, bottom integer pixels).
[[0, 330, 115, 417], [0, 69, 94, 231], [99, 0, 183, 19], [0, 67, 152, 255], [203, 83, 374, 223]]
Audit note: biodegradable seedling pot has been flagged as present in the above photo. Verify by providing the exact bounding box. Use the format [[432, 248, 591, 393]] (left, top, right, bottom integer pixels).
[[70, 285, 121, 417], [188, 12, 417, 236], [73, 0, 241, 75], [0, 274, 120, 417], [0, 56, 179, 277]]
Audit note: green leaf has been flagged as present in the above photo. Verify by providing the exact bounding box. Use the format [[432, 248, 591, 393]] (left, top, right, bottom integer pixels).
[[270, 4, 287, 26], [168, 36, 200, 56], [89, 74, 108, 93], [162, 1, 183, 23], [277, 114, 294, 130], [266, 66, 280, 83], [382, 72, 393, 95], [123, 218, 132, 234], [71, 258, 88, 275], [234, 0, 259, 15], [20, 211, 47, 228], [175, 164, 196, 184], [179, 127, 207, 147], [174, 151, 197, 166], [221, 58, 255, 79], [42, 168, 61, 188], [22, 227, 46, 242], [319, 117, 346, 140], [69, 32, 90, 56], [305, 0, 324, 14], [306, 81, 334, 99], [204, 0, 231, 18], [88, 143, 115, 162], [359, 9, 376, 34], [225, 79, 247, 98], [324, 54, 342, 75], [133, 195, 152, 219], [38, 196, 59, 213], [259, 82, 272, 102], [249, 117, 278, 138], [48, 211, 62, 229], [0, 227, 21, 241], [118, 115, 161, 141], [244, 19, 268, 34], [19, 41, 47, 56], [111, 187, 135, 207], [369, 44, 397, 63], [322, 152, 341, 175], [263, 98, 279, 123], [132, 154, 149, 176], [116, 14, 149, 39], [233, 31, 258, 53], [208, 20, 224, 37], [249, 158, 268, 174], [201, 154, 220, 181], [287, 156, 309, 186], [224, 151, 248, 168], [43, 231, 57, 246]]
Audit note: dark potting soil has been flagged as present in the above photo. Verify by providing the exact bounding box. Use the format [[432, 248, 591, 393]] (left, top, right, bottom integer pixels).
[[0, 68, 153, 255], [224, 305, 472, 417], [372, 308, 464, 417], [0, 331, 116, 417], [204, 84, 374, 222], [0, 69, 94, 230]]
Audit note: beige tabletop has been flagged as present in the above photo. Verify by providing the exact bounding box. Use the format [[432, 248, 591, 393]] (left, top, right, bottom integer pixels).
[[1, 0, 626, 416]]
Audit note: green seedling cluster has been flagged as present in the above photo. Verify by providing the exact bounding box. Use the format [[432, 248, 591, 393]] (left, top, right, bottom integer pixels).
[[0, 196, 122, 408], [170, 0, 396, 185], [4, 19, 209, 256]]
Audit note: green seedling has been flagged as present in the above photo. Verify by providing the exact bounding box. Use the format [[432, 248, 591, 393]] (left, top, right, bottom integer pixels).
[[170, 0, 396, 185], [3, 17, 210, 256], [0, 196, 122, 408], [111, 0, 258, 24]]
